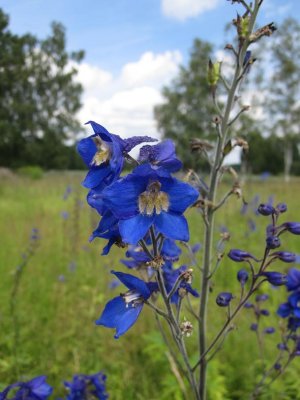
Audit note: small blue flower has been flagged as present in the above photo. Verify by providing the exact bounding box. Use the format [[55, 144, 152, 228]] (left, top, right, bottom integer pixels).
[[216, 292, 233, 307], [64, 372, 108, 400], [0, 376, 52, 400], [260, 309, 270, 316], [96, 271, 158, 338]]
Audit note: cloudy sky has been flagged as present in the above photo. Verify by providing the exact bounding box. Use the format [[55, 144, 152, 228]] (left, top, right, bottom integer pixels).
[[1, 0, 299, 141]]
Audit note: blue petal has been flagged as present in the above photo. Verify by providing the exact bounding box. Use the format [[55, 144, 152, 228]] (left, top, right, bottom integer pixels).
[[277, 303, 291, 318], [160, 178, 199, 213], [112, 271, 151, 298], [102, 175, 146, 219], [83, 167, 111, 189], [119, 214, 154, 244], [114, 303, 143, 338], [155, 212, 189, 241], [77, 136, 97, 167], [102, 238, 116, 255], [86, 121, 112, 142], [29, 376, 53, 397], [96, 296, 126, 328]]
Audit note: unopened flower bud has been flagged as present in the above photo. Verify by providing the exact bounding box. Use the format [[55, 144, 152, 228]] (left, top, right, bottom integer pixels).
[[261, 272, 287, 286], [260, 309, 270, 316], [256, 294, 269, 302], [284, 222, 300, 235], [266, 235, 281, 249], [237, 269, 248, 286], [271, 251, 296, 263], [228, 249, 256, 262], [276, 203, 287, 214], [216, 292, 233, 307], [264, 327, 275, 334], [258, 203, 275, 216], [274, 363, 281, 370], [250, 323, 258, 331], [207, 59, 221, 87]]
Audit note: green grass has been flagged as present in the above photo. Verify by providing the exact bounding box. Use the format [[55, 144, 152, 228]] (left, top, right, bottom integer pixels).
[[1, 172, 300, 399]]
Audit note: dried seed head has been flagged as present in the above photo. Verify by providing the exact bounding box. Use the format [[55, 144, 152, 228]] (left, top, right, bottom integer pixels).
[[180, 321, 193, 337]]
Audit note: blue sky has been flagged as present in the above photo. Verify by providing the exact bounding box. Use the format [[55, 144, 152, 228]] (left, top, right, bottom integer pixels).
[[1, 0, 299, 144]]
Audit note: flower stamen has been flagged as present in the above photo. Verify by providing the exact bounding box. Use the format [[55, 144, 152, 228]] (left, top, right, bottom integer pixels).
[[138, 181, 169, 216]]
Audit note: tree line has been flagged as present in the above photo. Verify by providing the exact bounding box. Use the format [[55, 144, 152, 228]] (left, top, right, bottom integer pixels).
[[0, 7, 299, 175]]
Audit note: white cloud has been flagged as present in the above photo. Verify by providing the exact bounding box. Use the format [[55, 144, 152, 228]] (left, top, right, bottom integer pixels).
[[161, 0, 221, 21], [75, 50, 182, 140]]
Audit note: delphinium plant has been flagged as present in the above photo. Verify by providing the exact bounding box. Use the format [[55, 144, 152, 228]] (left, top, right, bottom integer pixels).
[[77, 1, 300, 399]]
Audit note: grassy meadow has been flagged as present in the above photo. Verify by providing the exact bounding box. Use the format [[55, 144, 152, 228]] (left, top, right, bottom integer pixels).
[[1, 171, 300, 399]]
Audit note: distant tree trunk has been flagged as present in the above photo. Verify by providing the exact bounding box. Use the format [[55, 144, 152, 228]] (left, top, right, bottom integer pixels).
[[284, 140, 293, 182]]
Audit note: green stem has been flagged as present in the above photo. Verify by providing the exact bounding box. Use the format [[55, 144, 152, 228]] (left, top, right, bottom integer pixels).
[[198, 3, 261, 398]]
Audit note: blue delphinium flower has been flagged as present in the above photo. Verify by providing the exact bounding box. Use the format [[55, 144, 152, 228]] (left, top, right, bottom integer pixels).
[[101, 170, 199, 244], [0, 376, 52, 400], [64, 372, 108, 400], [77, 121, 157, 189], [96, 271, 158, 338], [266, 235, 281, 249]]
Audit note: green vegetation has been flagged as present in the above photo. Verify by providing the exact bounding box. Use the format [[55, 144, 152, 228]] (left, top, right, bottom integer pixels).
[[1, 173, 300, 398]]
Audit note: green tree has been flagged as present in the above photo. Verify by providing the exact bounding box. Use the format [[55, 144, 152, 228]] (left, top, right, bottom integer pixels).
[[0, 9, 84, 169], [154, 39, 215, 170], [268, 18, 300, 181]]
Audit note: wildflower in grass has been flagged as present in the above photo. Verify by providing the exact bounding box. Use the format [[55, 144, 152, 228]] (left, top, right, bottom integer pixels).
[[163, 265, 199, 304], [96, 271, 158, 338], [261, 271, 287, 286], [64, 372, 108, 400], [77, 121, 157, 189], [0, 376, 52, 400], [216, 292, 233, 307], [101, 170, 198, 244]]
